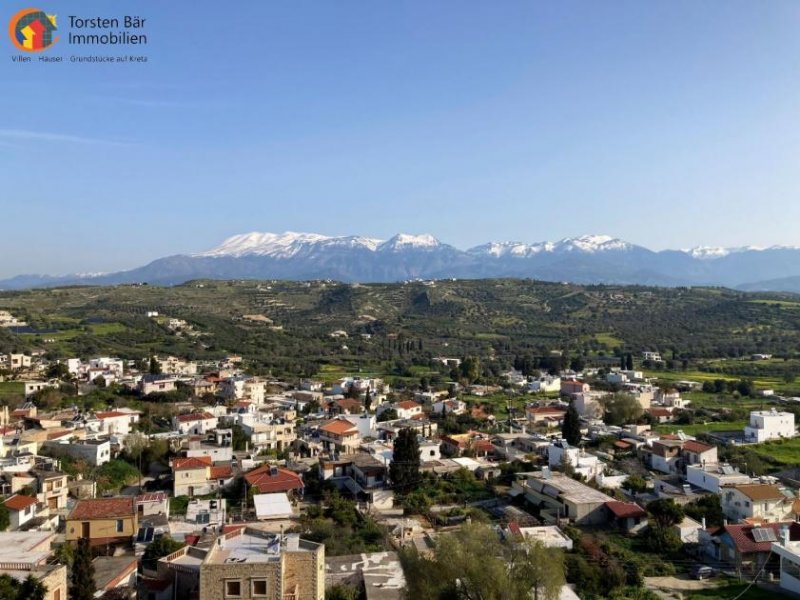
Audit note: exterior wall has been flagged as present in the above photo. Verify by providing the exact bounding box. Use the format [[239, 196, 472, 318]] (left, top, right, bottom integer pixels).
[[721, 489, 787, 523], [43, 440, 111, 467], [176, 418, 219, 435], [775, 544, 800, 596], [36, 565, 67, 600], [283, 547, 325, 600], [745, 412, 795, 443], [9, 505, 37, 530], [174, 468, 213, 497], [66, 515, 136, 544], [199, 561, 283, 600]]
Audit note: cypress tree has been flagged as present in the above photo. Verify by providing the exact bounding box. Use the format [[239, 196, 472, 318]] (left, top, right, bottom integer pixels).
[[69, 538, 95, 600], [561, 401, 582, 446], [389, 428, 420, 495]]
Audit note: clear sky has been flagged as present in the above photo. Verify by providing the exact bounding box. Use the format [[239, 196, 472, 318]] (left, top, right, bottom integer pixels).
[[3, 1, 800, 278]]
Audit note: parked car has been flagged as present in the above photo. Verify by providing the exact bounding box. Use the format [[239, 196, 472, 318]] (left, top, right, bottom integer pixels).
[[690, 565, 714, 580]]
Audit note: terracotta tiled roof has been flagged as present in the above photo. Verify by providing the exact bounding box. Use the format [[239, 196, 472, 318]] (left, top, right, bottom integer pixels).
[[319, 419, 358, 435], [683, 440, 714, 454], [176, 412, 215, 423], [136, 492, 167, 504], [4, 494, 37, 511], [209, 465, 233, 480], [397, 401, 420, 410], [527, 407, 566, 414], [606, 501, 646, 519], [244, 465, 303, 494], [69, 497, 135, 520], [720, 522, 800, 554], [172, 456, 212, 471], [732, 484, 785, 501], [94, 411, 128, 420], [647, 408, 673, 417]]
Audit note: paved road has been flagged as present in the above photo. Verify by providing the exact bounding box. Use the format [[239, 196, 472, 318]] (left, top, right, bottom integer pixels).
[[645, 575, 718, 593]]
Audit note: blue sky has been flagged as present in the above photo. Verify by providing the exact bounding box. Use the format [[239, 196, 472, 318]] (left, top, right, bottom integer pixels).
[[2, 1, 800, 277]]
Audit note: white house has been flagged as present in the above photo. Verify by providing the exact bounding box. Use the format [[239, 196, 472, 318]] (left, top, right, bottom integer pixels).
[[686, 464, 752, 494], [393, 400, 423, 420], [721, 484, 790, 523], [547, 440, 604, 480], [431, 399, 466, 415], [744, 409, 795, 443], [3, 495, 39, 530], [92, 411, 138, 436], [173, 412, 219, 435], [527, 376, 561, 394]]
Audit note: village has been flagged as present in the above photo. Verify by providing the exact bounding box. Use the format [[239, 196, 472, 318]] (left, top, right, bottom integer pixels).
[[0, 343, 797, 600]]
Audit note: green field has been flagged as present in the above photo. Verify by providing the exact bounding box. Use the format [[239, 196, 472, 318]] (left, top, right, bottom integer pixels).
[[594, 332, 623, 348], [20, 322, 128, 341], [654, 421, 746, 435], [646, 369, 791, 393], [0, 382, 23, 400], [750, 437, 800, 465]]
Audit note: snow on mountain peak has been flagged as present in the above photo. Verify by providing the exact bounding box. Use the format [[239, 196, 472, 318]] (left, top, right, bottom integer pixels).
[[682, 246, 731, 260], [198, 231, 332, 258], [378, 233, 441, 251], [557, 234, 631, 252]]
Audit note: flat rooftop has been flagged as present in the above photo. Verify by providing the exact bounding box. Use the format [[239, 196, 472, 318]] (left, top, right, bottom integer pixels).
[[0, 531, 54, 568], [525, 472, 615, 504], [206, 529, 317, 564], [517, 526, 573, 548]]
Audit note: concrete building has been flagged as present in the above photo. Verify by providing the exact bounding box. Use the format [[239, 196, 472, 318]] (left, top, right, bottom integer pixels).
[[721, 484, 791, 523], [198, 527, 324, 600], [66, 497, 137, 547], [0, 531, 67, 600], [318, 419, 361, 455], [686, 464, 752, 494], [772, 527, 800, 596], [744, 409, 795, 443], [42, 438, 111, 467], [512, 470, 615, 526]]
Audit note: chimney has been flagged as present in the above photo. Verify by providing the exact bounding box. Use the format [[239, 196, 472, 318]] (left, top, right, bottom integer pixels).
[[701, 517, 706, 529]]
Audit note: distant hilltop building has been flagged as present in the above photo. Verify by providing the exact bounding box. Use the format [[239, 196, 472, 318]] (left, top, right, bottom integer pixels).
[[0, 311, 27, 328], [642, 351, 662, 362]]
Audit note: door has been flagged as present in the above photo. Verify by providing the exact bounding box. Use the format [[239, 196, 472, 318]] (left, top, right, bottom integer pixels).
[[81, 522, 90, 538]]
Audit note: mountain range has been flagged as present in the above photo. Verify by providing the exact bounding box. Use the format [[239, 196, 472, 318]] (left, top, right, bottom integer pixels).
[[4, 232, 800, 292]]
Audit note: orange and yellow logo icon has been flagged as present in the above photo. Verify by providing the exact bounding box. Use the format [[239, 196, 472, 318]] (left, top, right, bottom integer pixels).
[[9, 8, 58, 52]]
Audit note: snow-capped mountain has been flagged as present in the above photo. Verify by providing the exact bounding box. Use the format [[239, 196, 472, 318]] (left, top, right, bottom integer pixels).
[[5, 231, 800, 291]]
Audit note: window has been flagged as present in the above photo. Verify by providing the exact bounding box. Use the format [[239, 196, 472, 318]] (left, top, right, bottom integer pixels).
[[251, 579, 268, 596], [225, 580, 242, 597], [116, 519, 124, 532]]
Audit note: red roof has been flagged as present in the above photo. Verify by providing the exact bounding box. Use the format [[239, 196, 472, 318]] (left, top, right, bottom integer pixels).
[[397, 401, 420, 410], [683, 440, 714, 454], [69, 497, 135, 520], [647, 408, 673, 417], [320, 419, 358, 435], [209, 465, 233, 479], [136, 492, 167, 504], [527, 406, 566, 414], [172, 456, 212, 471], [606, 501, 646, 519], [4, 494, 37, 511], [508, 522, 523, 536], [720, 522, 800, 554], [176, 412, 215, 423], [95, 411, 128, 420], [244, 464, 304, 494]]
